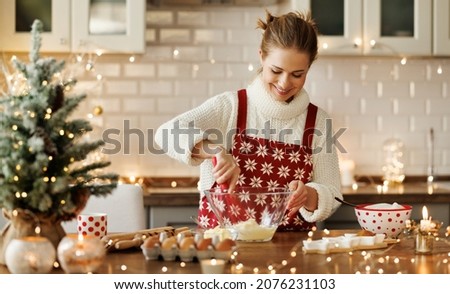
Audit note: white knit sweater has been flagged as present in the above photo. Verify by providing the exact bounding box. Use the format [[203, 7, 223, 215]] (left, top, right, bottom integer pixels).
[[155, 75, 343, 222]]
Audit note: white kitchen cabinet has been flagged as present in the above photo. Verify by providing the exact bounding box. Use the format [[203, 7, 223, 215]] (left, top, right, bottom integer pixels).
[[0, 0, 71, 52], [294, 0, 363, 55], [434, 0, 450, 56], [293, 0, 432, 56], [0, 0, 145, 53], [363, 0, 431, 56], [72, 0, 146, 53]]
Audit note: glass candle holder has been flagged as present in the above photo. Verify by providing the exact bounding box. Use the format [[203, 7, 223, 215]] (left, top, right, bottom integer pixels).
[[200, 258, 226, 274], [415, 233, 433, 254], [57, 234, 105, 273], [5, 236, 56, 274]]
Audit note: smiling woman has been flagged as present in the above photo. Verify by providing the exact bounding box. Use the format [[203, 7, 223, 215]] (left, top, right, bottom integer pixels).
[[155, 10, 343, 232]]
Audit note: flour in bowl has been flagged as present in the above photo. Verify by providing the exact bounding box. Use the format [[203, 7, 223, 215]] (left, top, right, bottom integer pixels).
[[233, 219, 276, 241], [365, 202, 405, 209]]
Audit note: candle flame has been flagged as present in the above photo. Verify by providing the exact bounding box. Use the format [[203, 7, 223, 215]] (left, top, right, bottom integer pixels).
[[422, 206, 428, 220]]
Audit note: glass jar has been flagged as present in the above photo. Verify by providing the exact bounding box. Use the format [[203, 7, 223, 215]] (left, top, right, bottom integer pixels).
[[57, 234, 105, 274], [5, 236, 56, 274], [382, 138, 405, 185]]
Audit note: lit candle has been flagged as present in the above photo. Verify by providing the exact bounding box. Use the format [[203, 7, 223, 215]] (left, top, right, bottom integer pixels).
[[420, 206, 432, 232], [57, 234, 105, 274], [200, 258, 226, 274]]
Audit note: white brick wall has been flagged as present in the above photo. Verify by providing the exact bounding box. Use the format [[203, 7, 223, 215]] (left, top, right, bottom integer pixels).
[[19, 5, 447, 178]]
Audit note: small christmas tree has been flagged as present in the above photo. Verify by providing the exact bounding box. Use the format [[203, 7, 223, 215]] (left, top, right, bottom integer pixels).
[[0, 20, 119, 221]]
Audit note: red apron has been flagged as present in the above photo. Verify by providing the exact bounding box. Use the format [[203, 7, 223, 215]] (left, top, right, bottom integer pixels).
[[198, 89, 318, 231]]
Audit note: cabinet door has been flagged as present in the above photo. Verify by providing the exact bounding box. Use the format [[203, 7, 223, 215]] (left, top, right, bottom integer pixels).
[[293, 0, 363, 55], [71, 0, 146, 53], [363, 0, 432, 55], [0, 0, 71, 52], [434, 0, 450, 56]]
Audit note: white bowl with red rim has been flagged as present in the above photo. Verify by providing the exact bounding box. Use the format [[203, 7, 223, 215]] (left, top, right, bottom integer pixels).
[[354, 203, 412, 239]]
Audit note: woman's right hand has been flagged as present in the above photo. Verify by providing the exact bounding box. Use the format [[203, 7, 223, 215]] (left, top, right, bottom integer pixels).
[[212, 147, 240, 192]]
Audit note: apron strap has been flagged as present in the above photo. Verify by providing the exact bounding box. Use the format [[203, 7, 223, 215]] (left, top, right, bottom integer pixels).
[[302, 103, 318, 153], [236, 89, 247, 133]]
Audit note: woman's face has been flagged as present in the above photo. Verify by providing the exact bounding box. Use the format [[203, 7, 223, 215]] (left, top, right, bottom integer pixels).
[[260, 47, 310, 102]]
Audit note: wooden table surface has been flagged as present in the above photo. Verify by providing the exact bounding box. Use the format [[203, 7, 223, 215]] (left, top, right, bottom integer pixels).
[[3, 230, 448, 274]]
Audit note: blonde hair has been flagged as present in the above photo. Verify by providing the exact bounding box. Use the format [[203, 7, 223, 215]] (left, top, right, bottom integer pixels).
[[257, 10, 319, 66]]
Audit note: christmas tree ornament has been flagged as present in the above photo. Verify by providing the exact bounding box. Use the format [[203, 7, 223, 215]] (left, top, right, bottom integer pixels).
[[93, 105, 103, 116]]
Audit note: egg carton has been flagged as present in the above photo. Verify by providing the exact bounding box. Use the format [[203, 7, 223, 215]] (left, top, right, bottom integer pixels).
[[141, 244, 235, 262], [141, 231, 236, 262], [302, 233, 391, 254]]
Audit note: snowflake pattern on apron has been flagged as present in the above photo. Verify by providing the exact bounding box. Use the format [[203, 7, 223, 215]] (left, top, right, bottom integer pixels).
[[198, 89, 318, 231]]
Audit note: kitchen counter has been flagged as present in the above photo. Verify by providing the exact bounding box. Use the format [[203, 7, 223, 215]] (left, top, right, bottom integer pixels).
[[141, 180, 450, 229], [143, 182, 450, 207]]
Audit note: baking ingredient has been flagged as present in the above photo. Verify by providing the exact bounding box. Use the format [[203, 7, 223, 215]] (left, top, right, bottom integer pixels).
[[365, 202, 404, 209], [161, 236, 177, 250], [233, 219, 276, 241], [215, 239, 236, 251], [142, 235, 160, 248], [196, 238, 213, 251], [179, 236, 195, 251], [204, 226, 234, 241]]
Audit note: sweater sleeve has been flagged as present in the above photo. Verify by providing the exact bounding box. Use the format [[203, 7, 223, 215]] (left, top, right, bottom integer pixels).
[[154, 92, 238, 166], [299, 108, 343, 222]]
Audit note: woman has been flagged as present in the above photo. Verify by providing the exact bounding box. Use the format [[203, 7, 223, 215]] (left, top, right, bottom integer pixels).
[[155, 10, 343, 230]]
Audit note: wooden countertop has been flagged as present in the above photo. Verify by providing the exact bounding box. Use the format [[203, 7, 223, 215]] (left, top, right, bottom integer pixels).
[[143, 182, 450, 207], [3, 230, 448, 274]]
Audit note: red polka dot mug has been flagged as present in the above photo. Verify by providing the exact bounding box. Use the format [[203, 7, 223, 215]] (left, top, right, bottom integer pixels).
[[77, 213, 108, 238]]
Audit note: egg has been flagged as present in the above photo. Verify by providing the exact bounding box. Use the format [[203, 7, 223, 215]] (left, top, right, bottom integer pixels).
[[215, 238, 236, 251], [142, 235, 160, 249], [161, 236, 178, 250], [196, 238, 213, 251], [179, 236, 195, 251]]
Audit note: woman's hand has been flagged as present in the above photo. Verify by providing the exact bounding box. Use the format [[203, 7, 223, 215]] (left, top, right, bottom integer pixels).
[[192, 140, 240, 191], [287, 180, 318, 217], [213, 147, 240, 192]]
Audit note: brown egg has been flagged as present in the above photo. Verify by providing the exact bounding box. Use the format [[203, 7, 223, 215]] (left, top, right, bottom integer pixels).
[[196, 238, 213, 251], [161, 236, 178, 250], [215, 239, 236, 251], [179, 236, 195, 251], [142, 235, 160, 248]]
